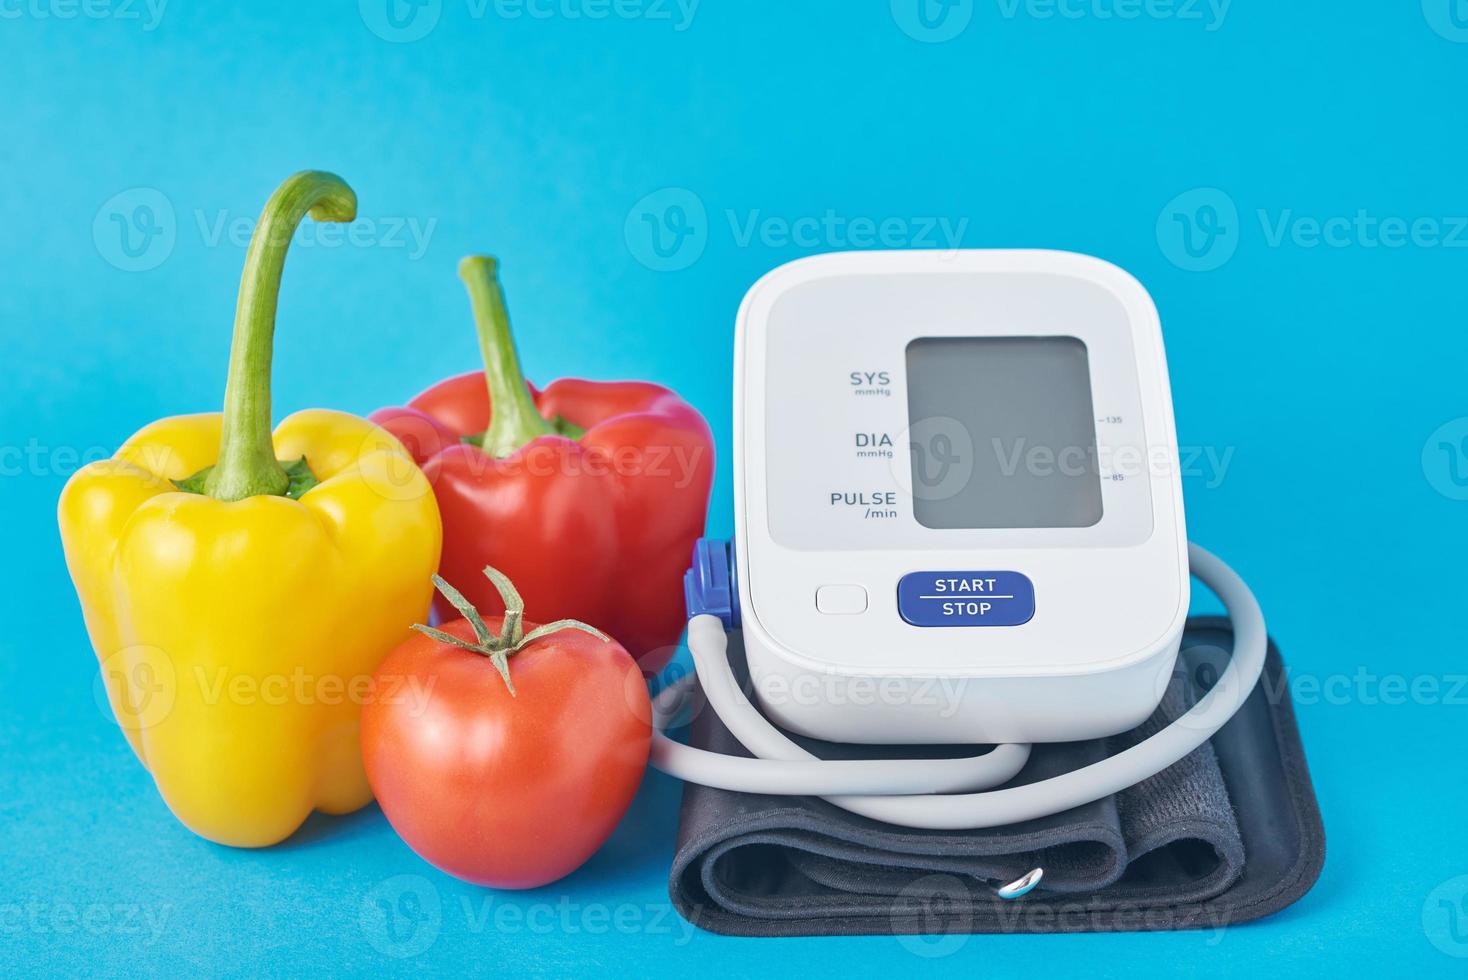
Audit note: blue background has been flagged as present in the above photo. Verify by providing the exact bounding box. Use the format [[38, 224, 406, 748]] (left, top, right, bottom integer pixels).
[[3, 1, 1467, 975]]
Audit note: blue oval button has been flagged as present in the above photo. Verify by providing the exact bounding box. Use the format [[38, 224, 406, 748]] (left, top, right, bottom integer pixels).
[[897, 571, 1036, 627]]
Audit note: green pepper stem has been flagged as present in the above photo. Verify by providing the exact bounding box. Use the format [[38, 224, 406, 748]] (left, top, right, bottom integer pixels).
[[458, 256, 559, 457], [204, 171, 357, 501]]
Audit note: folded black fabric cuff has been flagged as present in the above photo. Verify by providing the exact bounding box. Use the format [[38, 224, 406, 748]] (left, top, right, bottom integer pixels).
[[667, 617, 1325, 936]]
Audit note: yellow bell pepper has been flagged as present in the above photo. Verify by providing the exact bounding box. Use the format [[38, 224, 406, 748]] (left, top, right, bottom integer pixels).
[[58, 171, 442, 848]]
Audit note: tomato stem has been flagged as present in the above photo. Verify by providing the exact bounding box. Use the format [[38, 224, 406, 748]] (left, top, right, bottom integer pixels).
[[411, 566, 611, 697]]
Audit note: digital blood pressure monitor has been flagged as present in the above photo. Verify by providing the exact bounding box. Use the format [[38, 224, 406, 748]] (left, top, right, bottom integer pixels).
[[657, 249, 1264, 839], [734, 250, 1190, 744]]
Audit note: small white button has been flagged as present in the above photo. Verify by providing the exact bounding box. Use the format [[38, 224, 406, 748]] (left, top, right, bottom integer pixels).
[[815, 584, 868, 615]]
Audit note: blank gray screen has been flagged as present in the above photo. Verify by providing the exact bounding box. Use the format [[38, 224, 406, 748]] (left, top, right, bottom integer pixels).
[[905, 336, 1104, 529]]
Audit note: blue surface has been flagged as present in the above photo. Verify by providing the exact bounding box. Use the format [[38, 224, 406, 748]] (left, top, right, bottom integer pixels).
[[3, 2, 1467, 975]]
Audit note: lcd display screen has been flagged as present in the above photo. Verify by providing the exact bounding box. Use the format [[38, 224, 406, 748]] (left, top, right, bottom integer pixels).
[[905, 336, 1104, 529]]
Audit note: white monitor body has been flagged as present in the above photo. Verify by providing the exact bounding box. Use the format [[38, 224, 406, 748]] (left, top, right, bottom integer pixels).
[[734, 250, 1190, 745]]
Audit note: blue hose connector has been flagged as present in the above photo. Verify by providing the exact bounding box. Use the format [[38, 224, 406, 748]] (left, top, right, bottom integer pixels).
[[683, 537, 740, 629]]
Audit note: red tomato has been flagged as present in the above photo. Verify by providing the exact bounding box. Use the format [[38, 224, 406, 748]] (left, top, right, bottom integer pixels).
[[361, 615, 651, 889]]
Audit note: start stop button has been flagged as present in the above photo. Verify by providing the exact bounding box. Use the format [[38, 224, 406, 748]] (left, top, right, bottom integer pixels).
[[897, 571, 1035, 627]]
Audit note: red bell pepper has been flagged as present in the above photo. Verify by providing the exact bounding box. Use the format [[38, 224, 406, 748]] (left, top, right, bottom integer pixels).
[[372, 257, 713, 672]]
